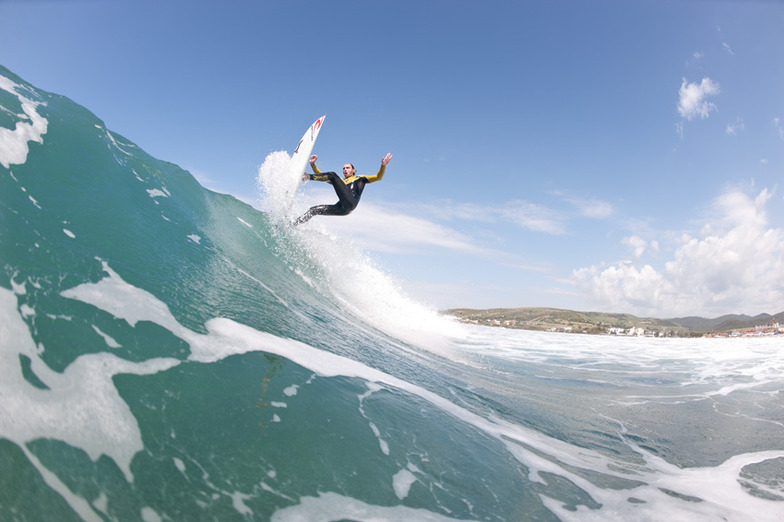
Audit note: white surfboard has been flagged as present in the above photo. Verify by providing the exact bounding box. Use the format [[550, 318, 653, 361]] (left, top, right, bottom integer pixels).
[[284, 115, 325, 212]]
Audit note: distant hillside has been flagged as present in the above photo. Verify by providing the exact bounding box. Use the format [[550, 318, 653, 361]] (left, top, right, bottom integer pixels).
[[666, 313, 773, 332], [443, 307, 784, 337]]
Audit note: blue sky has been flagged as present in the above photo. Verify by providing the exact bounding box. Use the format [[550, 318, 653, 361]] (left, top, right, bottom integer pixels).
[[2, 0, 783, 317]]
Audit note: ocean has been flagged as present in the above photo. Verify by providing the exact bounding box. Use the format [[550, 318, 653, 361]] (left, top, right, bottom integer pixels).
[[2, 64, 783, 521]]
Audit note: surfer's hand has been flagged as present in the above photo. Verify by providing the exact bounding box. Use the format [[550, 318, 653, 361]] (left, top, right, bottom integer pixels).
[[302, 174, 310, 181], [309, 154, 317, 164], [381, 153, 392, 166]]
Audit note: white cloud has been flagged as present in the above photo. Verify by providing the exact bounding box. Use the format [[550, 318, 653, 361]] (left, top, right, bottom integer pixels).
[[416, 201, 497, 224], [313, 199, 566, 279], [685, 51, 704, 67], [405, 200, 565, 235], [678, 78, 720, 121], [573, 188, 784, 317], [718, 26, 735, 56], [318, 203, 489, 255], [622, 235, 651, 259], [573, 261, 670, 312], [562, 195, 614, 219], [726, 118, 744, 135], [501, 200, 565, 234]]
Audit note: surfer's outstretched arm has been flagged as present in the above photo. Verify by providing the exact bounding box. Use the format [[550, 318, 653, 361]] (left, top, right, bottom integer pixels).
[[363, 153, 393, 183], [309, 154, 322, 174]]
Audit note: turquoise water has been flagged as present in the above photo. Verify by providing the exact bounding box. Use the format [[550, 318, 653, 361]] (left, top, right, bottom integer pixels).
[[2, 64, 783, 521]]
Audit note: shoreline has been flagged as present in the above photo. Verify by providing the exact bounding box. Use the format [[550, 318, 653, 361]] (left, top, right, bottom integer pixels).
[[443, 307, 784, 338]]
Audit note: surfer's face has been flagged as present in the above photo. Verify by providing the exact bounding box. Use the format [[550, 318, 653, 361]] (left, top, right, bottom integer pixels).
[[342, 164, 355, 178]]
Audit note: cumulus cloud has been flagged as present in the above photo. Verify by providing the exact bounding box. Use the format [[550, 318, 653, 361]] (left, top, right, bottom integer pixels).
[[321, 203, 486, 255], [573, 188, 784, 317], [678, 78, 720, 121], [622, 235, 658, 259]]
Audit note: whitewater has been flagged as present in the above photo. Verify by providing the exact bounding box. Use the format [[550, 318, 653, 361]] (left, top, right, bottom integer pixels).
[[1, 64, 783, 521]]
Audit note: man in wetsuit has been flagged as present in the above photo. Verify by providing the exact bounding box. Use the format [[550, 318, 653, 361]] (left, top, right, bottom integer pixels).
[[293, 152, 392, 225]]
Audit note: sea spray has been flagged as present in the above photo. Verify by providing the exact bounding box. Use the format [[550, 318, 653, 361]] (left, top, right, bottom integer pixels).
[[256, 151, 466, 358], [257, 149, 297, 221]]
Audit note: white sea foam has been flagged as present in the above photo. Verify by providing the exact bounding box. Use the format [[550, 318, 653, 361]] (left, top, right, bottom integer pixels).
[[19, 303, 34, 318], [104, 129, 133, 157], [19, 444, 101, 522], [92, 324, 121, 348], [93, 492, 108, 513], [359, 383, 391, 455], [140, 507, 162, 522], [0, 73, 48, 169], [0, 286, 179, 520], [146, 188, 168, 198], [230, 491, 253, 516], [271, 491, 472, 522], [31, 263, 784, 521], [461, 325, 784, 404], [392, 468, 417, 499]]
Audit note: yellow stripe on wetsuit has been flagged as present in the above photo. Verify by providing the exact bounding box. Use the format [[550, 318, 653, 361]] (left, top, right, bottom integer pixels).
[[310, 162, 386, 184]]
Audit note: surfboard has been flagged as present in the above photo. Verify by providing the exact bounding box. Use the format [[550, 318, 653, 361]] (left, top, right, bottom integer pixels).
[[284, 115, 325, 212]]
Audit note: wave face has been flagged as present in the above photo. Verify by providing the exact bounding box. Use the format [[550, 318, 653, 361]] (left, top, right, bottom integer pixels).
[[2, 64, 784, 521]]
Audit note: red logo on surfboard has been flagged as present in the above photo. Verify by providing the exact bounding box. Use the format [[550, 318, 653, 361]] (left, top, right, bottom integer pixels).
[[310, 116, 324, 141]]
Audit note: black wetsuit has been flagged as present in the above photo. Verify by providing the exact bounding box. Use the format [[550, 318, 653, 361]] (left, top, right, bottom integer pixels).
[[293, 163, 385, 225]]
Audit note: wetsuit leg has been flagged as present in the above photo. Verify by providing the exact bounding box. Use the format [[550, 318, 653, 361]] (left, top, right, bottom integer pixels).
[[321, 171, 358, 210], [292, 203, 349, 225], [293, 172, 358, 225]]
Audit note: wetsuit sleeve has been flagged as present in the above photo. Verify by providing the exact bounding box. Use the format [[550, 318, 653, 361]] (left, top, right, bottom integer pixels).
[[304, 161, 332, 182], [307, 169, 337, 185], [362, 164, 386, 183]]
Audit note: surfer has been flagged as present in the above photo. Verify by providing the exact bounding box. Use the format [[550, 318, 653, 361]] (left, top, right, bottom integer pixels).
[[293, 153, 392, 225]]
